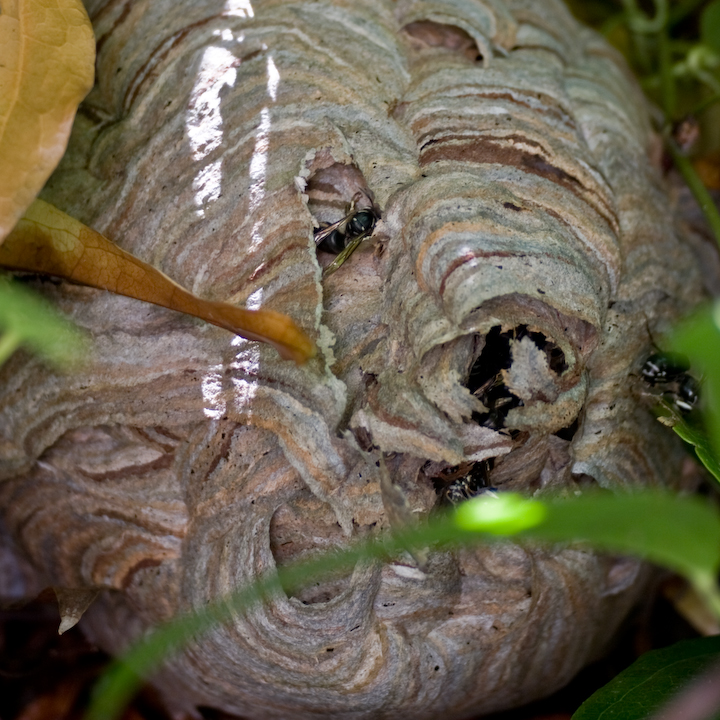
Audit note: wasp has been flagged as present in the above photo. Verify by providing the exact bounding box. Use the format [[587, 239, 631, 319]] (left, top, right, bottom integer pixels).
[[641, 351, 700, 414], [433, 460, 495, 506], [470, 372, 524, 429], [314, 198, 378, 277]]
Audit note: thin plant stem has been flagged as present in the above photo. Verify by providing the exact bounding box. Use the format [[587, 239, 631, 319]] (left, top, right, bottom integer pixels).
[[695, 68, 720, 97], [665, 133, 720, 248], [689, 91, 720, 117], [658, 28, 676, 118], [632, 30, 654, 74]]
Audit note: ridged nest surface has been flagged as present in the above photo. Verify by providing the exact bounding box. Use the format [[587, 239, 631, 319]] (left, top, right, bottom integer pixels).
[[0, 0, 707, 717]]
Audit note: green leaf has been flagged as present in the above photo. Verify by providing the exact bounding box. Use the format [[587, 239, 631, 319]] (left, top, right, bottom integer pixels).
[[669, 303, 720, 374], [572, 636, 720, 720], [454, 493, 547, 535], [0, 276, 86, 367], [701, 0, 720, 52], [665, 407, 720, 485], [670, 302, 720, 459], [522, 491, 720, 583]]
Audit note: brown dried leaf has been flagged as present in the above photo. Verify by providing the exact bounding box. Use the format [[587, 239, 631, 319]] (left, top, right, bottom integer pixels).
[[0, 199, 316, 363], [0, 0, 95, 242]]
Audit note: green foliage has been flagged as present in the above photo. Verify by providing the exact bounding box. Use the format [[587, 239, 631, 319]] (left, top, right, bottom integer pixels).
[[664, 403, 720, 483], [671, 301, 720, 459], [701, 0, 720, 52], [523, 492, 720, 587], [572, 636, 720, 719], [0, 276, 86, 367], [454, 492, 547, 534]]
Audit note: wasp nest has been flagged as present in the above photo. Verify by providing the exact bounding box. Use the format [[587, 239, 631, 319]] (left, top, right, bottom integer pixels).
[[0, 0, 707, 717]]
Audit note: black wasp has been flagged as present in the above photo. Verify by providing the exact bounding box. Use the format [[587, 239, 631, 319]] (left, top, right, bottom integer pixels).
[[641, 351, 700, 413], [433, 460, 496, 506], [314, 202, 378, 277]]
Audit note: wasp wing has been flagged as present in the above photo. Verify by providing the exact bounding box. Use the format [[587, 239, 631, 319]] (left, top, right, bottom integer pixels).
[[322, 229, 371, 277]]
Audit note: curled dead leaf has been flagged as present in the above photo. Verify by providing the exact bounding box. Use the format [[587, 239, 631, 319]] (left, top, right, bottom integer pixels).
[[0, 199, 316, 363], [0, 0, 95, 242]]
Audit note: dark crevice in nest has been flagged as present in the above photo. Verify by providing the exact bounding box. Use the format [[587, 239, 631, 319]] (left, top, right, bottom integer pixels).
[[431, 459, 494, 506], [401, 20, 484, 63], [426, 325, 578, 507], [554, 416, 580, 441], [468, 325, 567, 430]]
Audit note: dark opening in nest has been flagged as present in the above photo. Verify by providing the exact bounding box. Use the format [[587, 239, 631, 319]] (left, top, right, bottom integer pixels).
[[468, 325, 567, 429]]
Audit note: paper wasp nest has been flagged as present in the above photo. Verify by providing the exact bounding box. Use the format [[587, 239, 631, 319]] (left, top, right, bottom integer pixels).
[[0, 0, 708, 717]]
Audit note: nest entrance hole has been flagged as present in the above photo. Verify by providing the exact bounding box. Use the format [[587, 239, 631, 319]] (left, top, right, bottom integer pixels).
[[401, 21, 484, 63], [269, 497, 353, 605], [304, 161, 378, 271], [431, 459, 494, 506], [468, 325, 567, 429]]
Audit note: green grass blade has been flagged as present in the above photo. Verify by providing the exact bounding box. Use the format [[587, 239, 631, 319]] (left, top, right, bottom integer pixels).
[[665, 410, 720, 485], [85, 491, 720, 720], [520, 491, 720, 582], [671, 303, 720, 459]]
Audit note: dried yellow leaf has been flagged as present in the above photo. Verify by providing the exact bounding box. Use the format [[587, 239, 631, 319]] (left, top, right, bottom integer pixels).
[[0, 0, 95, 242], [0, 199, 317, 364]]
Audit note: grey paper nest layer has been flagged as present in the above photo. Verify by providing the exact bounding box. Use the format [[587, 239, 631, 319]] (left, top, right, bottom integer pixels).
[[0, 0, 708, 718]]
